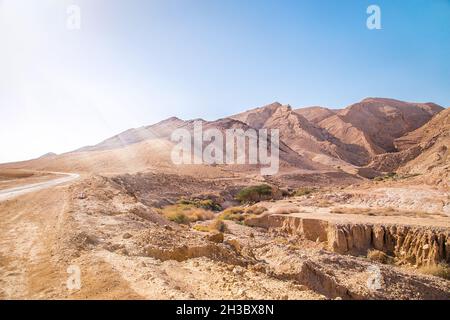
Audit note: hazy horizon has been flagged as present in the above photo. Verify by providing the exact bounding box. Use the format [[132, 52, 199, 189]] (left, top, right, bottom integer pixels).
[[1, 0, 449, 163]]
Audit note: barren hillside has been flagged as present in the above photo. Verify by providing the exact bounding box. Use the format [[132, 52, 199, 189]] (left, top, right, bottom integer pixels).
[[369, 108, 449, 186], [0, 98, 448, 301], [0, 98, 445, 185]]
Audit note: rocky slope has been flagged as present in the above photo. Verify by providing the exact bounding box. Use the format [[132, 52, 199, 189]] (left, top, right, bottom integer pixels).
[[0, 98, 445, 183], [368, 108, 449, 186], [336, 98, 442, 152], [232, 98, 444, 167], [73, 97, 444, 171], [294, 106, 337, 124]]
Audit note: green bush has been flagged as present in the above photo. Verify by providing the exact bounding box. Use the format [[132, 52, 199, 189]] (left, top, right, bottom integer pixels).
[[235, 184, 274, 203], [166, 212, 189, 224], [177, 198, 222, 211]]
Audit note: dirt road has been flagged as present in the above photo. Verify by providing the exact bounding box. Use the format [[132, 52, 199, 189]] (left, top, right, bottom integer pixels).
[[0, 173, 144, 299], [0, 173, 79, 202]]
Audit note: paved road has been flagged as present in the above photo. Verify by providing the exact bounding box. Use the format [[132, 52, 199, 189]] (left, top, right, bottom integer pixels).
[[0, 172, 80, 202]]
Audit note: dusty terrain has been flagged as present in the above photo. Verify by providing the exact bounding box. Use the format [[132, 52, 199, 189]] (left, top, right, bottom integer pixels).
[[0, 99, 448, 300], [0, 172, 448, 300]]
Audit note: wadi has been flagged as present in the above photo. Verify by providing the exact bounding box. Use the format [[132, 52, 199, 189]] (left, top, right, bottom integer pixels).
[[0, 97, 448, 300]]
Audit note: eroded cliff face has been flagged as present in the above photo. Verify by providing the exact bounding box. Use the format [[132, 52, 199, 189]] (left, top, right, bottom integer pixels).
[[246, 214, 449, 266]]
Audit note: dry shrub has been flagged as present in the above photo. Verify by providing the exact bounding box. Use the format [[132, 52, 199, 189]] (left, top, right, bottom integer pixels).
[[209, 219, 227, 233], [330, 208, 346, 214], [218, 205, 268, 222], [330, 207, 438, 218], [193, 219, 228, 233], [367, 249, 394, 264], [316, 200, 332, 208], [294, 187, 315, 197], [218, 207, 245, 221], [373, 173, 420, 182], [271, 206, 298, 215], [192, 224, 210, 232], [418, 263, 450, 280], [245, 205, 267, 215], [158, 203, 214, 224], [331, 207, 370, 215]]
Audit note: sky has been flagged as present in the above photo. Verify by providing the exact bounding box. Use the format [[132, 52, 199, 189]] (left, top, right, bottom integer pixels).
[[0, 0, 449, 163]]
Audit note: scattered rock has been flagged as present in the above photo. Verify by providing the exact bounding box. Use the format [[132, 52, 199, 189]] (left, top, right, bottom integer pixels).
[[206, 232, 224, 243], [123, 232, 132, 239], [232, 266, 244, 275]]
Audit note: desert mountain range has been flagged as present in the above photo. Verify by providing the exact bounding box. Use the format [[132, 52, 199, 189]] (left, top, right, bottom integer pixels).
[[1, 97, 449, 300], [1, 98, 448, 184]]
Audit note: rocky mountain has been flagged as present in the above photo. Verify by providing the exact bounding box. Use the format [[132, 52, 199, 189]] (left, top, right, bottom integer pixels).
[[294, 106, 336, 124], [231, 102, 369, 167], [1, 98, 445, 182], [77, 117, 187, 152], [231, 98, 443, 167], [39, 152, 57, 158], [369, 108, 449, 185], [333, 98, 443, 152]]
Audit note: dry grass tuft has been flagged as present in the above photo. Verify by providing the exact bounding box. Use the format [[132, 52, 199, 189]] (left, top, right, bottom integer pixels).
[[294, 187, 315, 197], [316, 200, 333, 208], [271, 206, 298, 215], [330, 206, 443, 218], [217, 205, 268, 222], [218, 207, 246, 221], [158, 203, 214, 224], [193, 219, 228, 233], [245, 205, 267, 215], [367, 249, 394, 264], [418, 263, 450, 280]]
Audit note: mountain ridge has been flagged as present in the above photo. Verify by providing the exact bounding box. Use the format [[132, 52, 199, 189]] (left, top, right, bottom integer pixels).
[[0, 98, 446, 182]]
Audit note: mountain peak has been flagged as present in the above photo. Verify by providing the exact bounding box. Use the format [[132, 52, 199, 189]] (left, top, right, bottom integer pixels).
[[39, 152, 57, 158], [157, 116, 183, 124]]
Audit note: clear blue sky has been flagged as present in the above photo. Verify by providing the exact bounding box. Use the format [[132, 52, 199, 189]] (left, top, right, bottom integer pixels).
[[0, 0, 449, 163]]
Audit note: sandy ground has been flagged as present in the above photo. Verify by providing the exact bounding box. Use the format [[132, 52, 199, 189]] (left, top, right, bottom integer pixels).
[[0, 174, 448, 300], [0, 184, 143, 299], [0, 180, 323, 299]]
